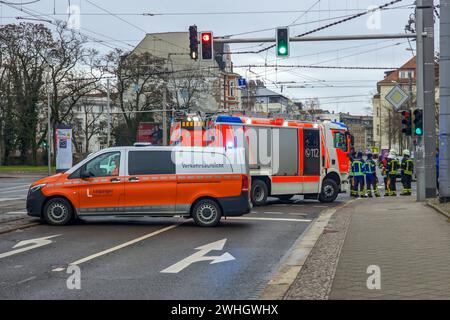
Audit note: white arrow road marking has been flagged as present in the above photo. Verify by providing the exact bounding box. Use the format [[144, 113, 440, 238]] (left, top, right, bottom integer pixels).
[[0, 235, 61, 259], [52, 224, 179, 272], [161, 239, 235, 274]]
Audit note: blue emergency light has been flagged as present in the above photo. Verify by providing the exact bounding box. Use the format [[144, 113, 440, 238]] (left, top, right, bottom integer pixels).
[[215, 116, 243, 124]]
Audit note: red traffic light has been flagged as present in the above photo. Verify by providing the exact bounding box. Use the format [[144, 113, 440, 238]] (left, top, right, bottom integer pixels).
[[202, 33, 211, 43], [401, 110, 410, 117]]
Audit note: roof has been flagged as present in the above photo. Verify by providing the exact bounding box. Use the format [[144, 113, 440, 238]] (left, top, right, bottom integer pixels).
[[255, 86, 288, 99]]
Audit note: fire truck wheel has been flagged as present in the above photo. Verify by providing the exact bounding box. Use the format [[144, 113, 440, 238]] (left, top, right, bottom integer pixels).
[[319, 179, 339, 203], [251, 180, 268, 206], [191, 199, 222, 227]]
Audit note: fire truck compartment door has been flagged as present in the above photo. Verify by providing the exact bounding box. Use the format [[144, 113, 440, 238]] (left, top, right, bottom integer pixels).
[[302, 128, 321, 193]]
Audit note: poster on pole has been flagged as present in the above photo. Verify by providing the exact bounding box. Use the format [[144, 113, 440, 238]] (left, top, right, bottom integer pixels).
[[137, 122, 163, 145], [56, 125, 73, 172]]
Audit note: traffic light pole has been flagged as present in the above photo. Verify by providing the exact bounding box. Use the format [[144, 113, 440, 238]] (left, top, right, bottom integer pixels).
[[439, 0, 450, 202], [415, 0, 437, 201]]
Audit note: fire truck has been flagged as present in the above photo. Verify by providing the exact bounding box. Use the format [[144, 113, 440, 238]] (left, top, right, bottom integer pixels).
[[170, 115, 353, 205]]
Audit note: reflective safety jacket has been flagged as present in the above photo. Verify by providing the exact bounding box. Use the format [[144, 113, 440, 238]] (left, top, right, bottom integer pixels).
[[401, 157, 414, 175], [364, 159, 377, 175], [351, 159, 365, 176], [386, 157, 400, 175]]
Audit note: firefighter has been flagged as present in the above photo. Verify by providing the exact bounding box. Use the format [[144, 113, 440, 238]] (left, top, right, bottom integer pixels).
[[349, 150, 357, 197], [364, 153, 380, 197], [378, 154, 388, 195], [351, 151, 367, 198], [400, 149, 414, 195], [386, 149, 400, 196]]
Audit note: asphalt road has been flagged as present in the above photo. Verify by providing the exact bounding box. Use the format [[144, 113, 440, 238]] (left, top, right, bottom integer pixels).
[[0, 177, 34, 202], [0, 187, 349, 300]]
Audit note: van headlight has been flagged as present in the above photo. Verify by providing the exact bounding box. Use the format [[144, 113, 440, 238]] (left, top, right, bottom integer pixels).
[[29, 183, 46, 193]]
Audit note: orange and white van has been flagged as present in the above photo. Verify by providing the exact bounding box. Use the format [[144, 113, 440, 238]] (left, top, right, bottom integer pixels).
[[26, 146, 251, 227]]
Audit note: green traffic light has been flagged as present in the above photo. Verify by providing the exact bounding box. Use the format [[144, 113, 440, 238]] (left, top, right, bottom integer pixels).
[[415, 127, 423, 136], [278, 46, 287, 55]]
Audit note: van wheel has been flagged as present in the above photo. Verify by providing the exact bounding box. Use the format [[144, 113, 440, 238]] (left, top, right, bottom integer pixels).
[[251, 180, 268, 206], [319, 179, 339, 203], [192, 199, 222, 227], [43, 198, 73, 226]]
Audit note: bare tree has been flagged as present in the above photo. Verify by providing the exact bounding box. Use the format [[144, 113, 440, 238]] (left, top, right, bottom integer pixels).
[[71, 96, 107, 156], [0, 23, 52, 164], [104, 49, 171, 145], [41, 22, 105, 160]]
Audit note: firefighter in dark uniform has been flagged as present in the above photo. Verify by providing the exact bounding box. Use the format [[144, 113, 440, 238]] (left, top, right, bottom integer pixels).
[[400, 149, 414, 195], [351, 151, 367, 198], [386, 149, 400, 196], [364, 153, 380, 197], [349, 150, 357, 197]]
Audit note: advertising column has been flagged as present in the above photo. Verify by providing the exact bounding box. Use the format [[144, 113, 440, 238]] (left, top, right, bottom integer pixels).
[[56, 125, 73, 173]]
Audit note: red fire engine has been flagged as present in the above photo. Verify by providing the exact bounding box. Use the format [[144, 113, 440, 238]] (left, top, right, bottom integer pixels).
[[170, 115, 353, 205]]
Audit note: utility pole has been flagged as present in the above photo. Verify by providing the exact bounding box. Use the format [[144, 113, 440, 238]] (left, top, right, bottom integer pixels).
[[162, 89, 167, 146], [439, 0, 450, 202], [416, 0, 436, 201], [106, 78, 111, 147], [47, 84, 51, 176]]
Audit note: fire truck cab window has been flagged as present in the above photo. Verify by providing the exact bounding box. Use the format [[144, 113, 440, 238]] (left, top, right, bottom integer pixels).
[[334, 132, 348, 152]]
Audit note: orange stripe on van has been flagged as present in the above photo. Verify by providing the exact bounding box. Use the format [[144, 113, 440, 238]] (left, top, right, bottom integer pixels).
[[272, 176, 320, 183]]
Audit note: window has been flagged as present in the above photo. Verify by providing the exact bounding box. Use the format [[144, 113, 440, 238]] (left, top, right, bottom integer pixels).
[[85, 152, 120, 177], [69, 152, 120, 179], [399, 70, 414, 79], [229, 81, 236, 97], [333, 132, 348, 152], [128, 151, 175, 175]]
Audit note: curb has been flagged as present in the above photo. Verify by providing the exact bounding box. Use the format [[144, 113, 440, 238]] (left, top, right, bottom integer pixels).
[[0, 221, 41, 235], [426, 201, 450, 219], [258, 199, 355, 300]]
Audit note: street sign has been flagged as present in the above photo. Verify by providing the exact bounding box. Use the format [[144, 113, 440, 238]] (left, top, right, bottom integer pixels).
[[160, 239, 235, 273], [385, 85, 409, 110], [0, 235, 61, 259], [238, 77, 247, 88]]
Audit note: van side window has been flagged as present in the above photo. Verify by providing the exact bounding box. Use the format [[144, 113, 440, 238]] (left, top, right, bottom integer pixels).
[[128, 151, 175, 175], [84, 152, 121, 177]]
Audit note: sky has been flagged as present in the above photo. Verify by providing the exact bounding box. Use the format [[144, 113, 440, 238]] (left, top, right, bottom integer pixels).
[[0, 0, 441, 115]]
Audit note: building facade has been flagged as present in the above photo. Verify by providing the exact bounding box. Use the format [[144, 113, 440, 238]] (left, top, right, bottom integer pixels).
[[372, 56, 439, 152]]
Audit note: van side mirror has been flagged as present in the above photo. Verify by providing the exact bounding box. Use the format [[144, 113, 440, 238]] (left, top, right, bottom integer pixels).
[[81, 171, 92, 179]]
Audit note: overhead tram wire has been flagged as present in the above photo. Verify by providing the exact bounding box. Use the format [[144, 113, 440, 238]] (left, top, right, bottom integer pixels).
[[226, 0, 405, 55], [0, 1, 131, 51], [83, 0, 188, 53]]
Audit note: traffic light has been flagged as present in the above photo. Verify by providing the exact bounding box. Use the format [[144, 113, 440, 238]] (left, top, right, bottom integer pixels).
[[401, 110, 412, 136], [413, 108, 423, 136], [276, 27, 289, 57], [200, 31, 213, 60], [40, 140, 48, 149], [189, 25, 198, 60]]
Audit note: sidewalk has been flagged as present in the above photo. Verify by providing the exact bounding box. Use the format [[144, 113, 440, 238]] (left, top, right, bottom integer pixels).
[[285, 196, 450, 300]]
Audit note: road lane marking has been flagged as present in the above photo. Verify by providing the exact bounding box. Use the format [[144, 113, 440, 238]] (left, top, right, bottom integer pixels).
[[17, 276, 37, 284], [228, 217, 312, 222], [0, 189, 29, 194], [0, 235, 61, 259], [264, 211, 284, 215], [0, 184, 30, 192], [0, 197, 24, 202], [161, 239, 235, 274], [52, 224, 180, 272], [5, 211, 27, 215]]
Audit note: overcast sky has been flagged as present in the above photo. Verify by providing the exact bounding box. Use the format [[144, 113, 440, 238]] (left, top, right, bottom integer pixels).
[[0, 0, 441, 115]]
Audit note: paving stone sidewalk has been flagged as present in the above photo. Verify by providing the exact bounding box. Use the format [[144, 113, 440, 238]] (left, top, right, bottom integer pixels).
[[329, 196, 450, 300]]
